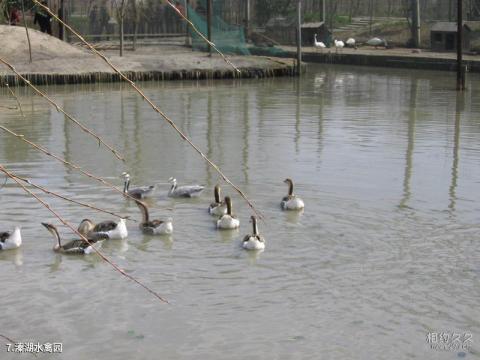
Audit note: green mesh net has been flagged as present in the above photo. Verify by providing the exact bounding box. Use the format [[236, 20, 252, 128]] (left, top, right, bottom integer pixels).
[[187, 0, 250, 55]]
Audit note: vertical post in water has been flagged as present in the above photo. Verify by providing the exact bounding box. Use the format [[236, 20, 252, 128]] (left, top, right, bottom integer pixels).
[[207, 0, 213, 56], [457, 0, 464, 90], [296, 0, 302, 75], [412, 0, 421, 47]]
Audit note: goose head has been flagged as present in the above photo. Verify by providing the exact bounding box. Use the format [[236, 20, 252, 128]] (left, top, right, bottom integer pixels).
[[168, 177, 177, 190], [225, 196, 233, 215], [250, 215, 258, 235], [214, 184, 221, 203], [41, 222, 61, 249], [78, 219, 95, 235], [121, 172, 130, 192], [284, 178, 294, 195]]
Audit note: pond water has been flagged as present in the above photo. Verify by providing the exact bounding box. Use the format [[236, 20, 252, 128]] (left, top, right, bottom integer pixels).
[[0, 64, 479, 359]]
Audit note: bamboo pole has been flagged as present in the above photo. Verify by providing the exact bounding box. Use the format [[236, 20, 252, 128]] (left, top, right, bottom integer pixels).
[[31, 0, 263, 220], [207, 0, 212, 56], [0, 165, 168, 304]]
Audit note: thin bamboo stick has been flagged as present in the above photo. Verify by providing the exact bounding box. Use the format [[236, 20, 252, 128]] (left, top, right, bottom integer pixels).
[[0, 125, 144, 204], [0, 57, 124, 162], [0, 165, 168, 304], [29, 1, 263, 219], [5, 83, 25, 118], [10, 173, 131, 221]]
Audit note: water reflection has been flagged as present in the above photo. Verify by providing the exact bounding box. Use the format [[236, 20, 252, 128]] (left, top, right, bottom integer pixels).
[[399, 78, 418, 209], [449, 94, 463, 213]]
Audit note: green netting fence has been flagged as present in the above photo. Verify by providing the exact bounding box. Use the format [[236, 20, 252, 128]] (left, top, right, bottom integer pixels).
[[188, 0, 250, 55]]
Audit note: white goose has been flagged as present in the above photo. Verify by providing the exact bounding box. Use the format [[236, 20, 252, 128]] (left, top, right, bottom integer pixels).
[[0, 227, 22, 250], [208, 184, 227, 216], [135, 200, 173, 235], [77, 218, 128, 240], [334, 39, 345, 52], [281, 178, 305, 210], [346, 37, 356, 48], [242, 216, 265, 251], [168, 177, 204, 198], [121, 172, 155, 199], [367, 37, 387, 48], [42, 223, 108, 255], [216, 196, 240, 229], [314, 34, 326, 49]]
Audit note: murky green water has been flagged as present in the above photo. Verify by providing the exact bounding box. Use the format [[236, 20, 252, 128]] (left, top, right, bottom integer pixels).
[[0, 64, 479, 359]]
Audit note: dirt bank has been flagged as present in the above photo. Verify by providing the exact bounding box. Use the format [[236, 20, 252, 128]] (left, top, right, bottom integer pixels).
[[0, 25, 296, 86]]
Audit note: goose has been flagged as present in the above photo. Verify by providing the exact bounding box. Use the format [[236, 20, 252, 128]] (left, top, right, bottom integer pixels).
[[367, 37, 387, 49], [346, 37, 356, 48], [208, 184, 227, 216], [121, 172, 155, 199], [281, 178, 305, 210], [0, 226, 22, 250], [314, 34, 326, 49], [242, 216, 265, 250], [334, 39, 344, 52], [168, 177, 204, 198], [42, 223, 108, 254], [135, 200, 173, 235], [77, 218, 128, 240], [217, 196, 240, 229]]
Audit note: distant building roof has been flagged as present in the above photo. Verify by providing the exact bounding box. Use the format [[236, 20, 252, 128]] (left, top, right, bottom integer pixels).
[[431, 22, 471, 32], [301, 22, 325, 29]]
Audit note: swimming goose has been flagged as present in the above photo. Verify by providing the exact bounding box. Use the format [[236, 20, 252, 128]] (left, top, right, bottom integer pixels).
[[0, 226, 22, 250], [135, 200, 173, 235], [281, 178, 305, 210], [208, 184, 227, 216], [168, 177, 204, 198], [42, 223, 108, 254], [77, 218, 128, 240], [121, 172, 155, 199], [217, 196, 240, 229], [242, 216, 265, 250]]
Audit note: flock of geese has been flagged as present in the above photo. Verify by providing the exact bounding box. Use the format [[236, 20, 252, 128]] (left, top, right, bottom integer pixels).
[[0, 175, 305, 254], [314, 35, 388, 51]]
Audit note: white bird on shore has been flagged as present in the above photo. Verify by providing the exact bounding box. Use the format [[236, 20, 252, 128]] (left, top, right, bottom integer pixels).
[[314, 34, 326, 49], [0, 227, 22, 250], [334, 39, 345, 52], [217, 196, 240, 230], [168, 177, 204, 198], [135, 200, 173, 235], [367, 37, 387, 48], [208, 184, 227, 216], [281, 178, 305, 211], [77, 218, 128, 240], [42, 223, 108, 255], [121, 172, 155, 199], [242, 216, 265, 251], [346, 38, 356, 48]]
